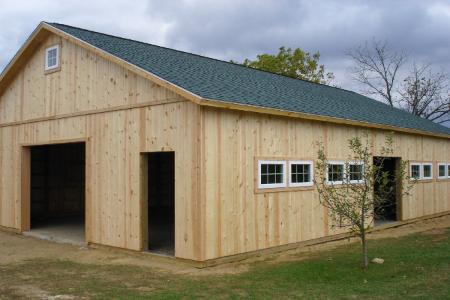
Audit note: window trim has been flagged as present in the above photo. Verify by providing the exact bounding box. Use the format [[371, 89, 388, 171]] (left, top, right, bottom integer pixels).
[[437, 163, 447, 179], [410, 163, 422, 180], [447, 164, 450, 179], [45, 45, 60, 71], [348, 161, 365, 184], [326, 161, 345, 185], [421, 163, 433, 180], [258, 160, 287, 189], [288, 160, 314, 187]]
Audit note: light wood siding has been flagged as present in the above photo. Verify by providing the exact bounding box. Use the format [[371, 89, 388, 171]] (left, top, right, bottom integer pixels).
[[0, 33, 202, 260], [201, 107, 450, 260], [0, 31, 449, 262], [0, 34, 183, 125]]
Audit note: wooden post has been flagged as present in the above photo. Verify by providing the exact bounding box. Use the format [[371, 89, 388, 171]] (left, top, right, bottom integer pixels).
[[84, 140, 91, 243], [396, 157, 403, 221], [139, 153, 148, 251], [21, 147, 31, 231]]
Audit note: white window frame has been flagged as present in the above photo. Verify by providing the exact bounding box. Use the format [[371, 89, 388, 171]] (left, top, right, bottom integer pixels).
[[421, 163, 433, 180], [45, 45, 60, 71], [288, 160, 314, 187], [347, 161, 365, 184], [437, 163, 447, 179], [326, 161, 345, 185], [410, 163, 422, 180], [447, 164, 450, 179], [258, 160, 287, 189]]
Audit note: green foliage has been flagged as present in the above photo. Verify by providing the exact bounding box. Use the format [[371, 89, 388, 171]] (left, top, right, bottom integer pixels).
[[236, 46, 334, 84]]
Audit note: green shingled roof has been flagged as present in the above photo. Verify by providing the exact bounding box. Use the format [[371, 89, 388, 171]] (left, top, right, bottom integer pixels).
[[48, 22, 450, 136]]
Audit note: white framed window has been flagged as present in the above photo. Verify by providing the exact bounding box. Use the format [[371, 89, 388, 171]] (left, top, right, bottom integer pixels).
[[422, 163, 433, 180], [327, 161, 345, 185], [437, 163, 447, 179], [289, 160, 313, 187], [45, 45, 60, 71], [258, 160, 287, 189], [348, 161, 364, 183], [410, 163, 421, 180], [448, 164, 450, 179]]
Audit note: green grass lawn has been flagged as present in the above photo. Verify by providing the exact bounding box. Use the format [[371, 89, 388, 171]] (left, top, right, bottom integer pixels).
[[1, 228, 449, 299]]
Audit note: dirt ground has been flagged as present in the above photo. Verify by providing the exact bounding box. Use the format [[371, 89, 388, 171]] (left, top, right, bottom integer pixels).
[[1, 214, 449, 277], [0, 214, 449, 299]]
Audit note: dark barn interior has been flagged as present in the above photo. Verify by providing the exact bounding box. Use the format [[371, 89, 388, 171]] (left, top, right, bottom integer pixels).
[[374, 157, 400, 225], [29, 142, 85, 244], [147, 151, 175, 256]]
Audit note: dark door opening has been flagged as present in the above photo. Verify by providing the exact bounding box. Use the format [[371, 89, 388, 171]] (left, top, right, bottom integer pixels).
[[373, 157, 401, 226], [29, 142, 85, 245], [147, 152, 175, 256]]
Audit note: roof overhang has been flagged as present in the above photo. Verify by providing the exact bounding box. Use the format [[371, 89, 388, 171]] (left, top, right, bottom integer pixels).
[[0, 22, 449, 140]]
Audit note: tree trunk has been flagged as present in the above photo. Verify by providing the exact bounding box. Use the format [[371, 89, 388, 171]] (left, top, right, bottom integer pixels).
[[362, 231, 368, 269], [361, 208, 369, 269]]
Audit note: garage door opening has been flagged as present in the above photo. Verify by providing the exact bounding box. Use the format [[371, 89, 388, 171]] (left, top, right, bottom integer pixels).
[[25, 142, 86, 245], [373, 157, 401, 226], [146, 152, 175, 256]]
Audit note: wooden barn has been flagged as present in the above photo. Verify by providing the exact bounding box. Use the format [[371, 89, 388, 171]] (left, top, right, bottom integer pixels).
[[0, 22, 449, 262]]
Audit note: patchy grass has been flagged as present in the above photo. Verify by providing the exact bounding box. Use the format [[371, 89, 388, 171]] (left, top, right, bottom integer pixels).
[[0, 228, 449, 299]]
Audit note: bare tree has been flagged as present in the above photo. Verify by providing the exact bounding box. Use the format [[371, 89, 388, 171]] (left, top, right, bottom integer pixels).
[[348, 40, 450, 124], [314, 133, 414, 269], [399, 63, 450, 124], [347, 40, 407, 107]]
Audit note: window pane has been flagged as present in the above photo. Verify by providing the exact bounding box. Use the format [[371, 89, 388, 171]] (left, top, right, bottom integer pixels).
[[268, 164, 275, 173], [411, 165, 420, 179], [262, 164, 268, 173], [304, 164, 310, 174], [349, 164, 363, 181], [47, 48, 57, 67], [260, 162, 285, 187], [328, 164, 344, 182], [439, 165, 446, 177], [423, 165, 431, 178], [261, 174, 268, 184], [448, 165, 450, 177], [276, 164, 283, 173], [268, 174, 275, 184], [276, 174, 283, 183], [291, 163, 311, 183], [303, 173, 310, 183]]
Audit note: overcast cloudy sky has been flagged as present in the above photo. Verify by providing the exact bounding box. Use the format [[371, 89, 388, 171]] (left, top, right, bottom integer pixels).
[[1, 0, 450, 94]]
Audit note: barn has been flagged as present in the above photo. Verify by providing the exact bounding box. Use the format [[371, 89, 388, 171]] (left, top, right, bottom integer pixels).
[[0, 22, 449, 263]]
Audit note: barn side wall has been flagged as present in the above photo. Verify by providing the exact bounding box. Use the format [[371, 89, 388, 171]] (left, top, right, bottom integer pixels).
[[0, 33, 203, 260], [201, 107, 450, 260]]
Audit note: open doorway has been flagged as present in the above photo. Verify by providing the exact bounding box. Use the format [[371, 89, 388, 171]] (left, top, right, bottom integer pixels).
[[373, 157, 401, 226], [26, 142, 85, 245], [146, 152, 175, 256]]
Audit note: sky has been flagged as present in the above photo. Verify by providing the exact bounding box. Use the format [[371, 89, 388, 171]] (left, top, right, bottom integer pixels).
[[1, 0, 449, 109]]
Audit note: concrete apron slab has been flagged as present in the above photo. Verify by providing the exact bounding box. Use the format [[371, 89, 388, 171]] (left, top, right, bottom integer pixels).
[[23, 223, 86, 247]]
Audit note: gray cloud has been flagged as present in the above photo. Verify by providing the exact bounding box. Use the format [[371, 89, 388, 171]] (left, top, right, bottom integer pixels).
[[1, 0, 449, 98]]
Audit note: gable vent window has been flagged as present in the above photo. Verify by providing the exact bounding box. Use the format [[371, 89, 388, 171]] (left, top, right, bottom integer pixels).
[[45, 45, 60, 71]]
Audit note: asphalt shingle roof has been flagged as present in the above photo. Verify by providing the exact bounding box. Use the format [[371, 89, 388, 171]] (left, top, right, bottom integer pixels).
[[48, 22, 450, 136]]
